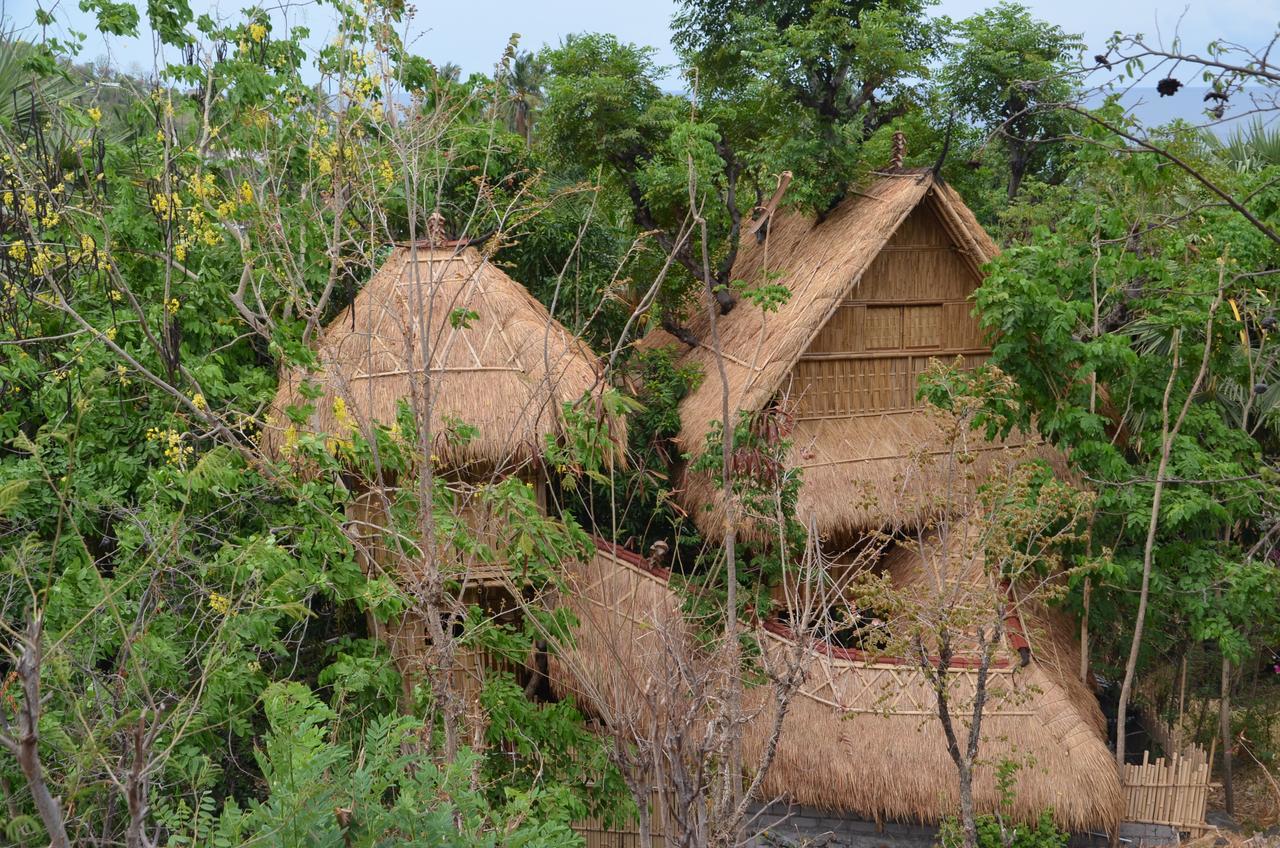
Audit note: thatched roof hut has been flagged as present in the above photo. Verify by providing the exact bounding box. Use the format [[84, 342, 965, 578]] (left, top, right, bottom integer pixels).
[[638, 169, 1058, 543], [262, 244, 616, 476], [261, 242, 619, 702], [549, 540, 1124, 832]]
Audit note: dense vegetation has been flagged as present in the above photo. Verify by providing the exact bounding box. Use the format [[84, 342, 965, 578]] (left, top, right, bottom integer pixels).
[[0, 0, 1277, 845]]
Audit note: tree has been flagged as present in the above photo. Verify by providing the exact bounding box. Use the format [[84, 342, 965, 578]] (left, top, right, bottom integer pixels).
[[974, 111, 1280, 780], [854, 364, 1093, 848], [502, 50, 546, 143], [540, 1, 947, 335], [939, 2, 1082, 199]]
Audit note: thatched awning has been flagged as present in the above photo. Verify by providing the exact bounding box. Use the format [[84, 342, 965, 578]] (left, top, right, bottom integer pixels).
[[262, 245, 619, 475], [679, 409, 1068, 543], [549, 541, 1122, 832], [637, 170, 1015, 542]]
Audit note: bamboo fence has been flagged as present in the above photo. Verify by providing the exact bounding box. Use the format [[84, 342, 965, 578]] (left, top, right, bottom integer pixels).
[[1122, 747, 1211, 836]]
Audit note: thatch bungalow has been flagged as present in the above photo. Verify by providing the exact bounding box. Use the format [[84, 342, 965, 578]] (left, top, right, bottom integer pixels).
[[555, 168, 1126, 840], [262, 237, 617, 696], [638, 167, 1062, 546]]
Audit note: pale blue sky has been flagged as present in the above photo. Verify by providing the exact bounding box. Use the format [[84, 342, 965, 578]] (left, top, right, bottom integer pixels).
[[7, 0, 1278, 123]]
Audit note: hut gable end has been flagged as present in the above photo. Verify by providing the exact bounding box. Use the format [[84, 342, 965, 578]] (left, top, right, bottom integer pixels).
[[789, 201, 991, 422], [639, 171, 1045, 543]]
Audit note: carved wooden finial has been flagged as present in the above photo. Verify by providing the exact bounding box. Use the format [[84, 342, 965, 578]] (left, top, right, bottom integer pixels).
[[426, 210, 447, 245], [890, 131, 907, 170]]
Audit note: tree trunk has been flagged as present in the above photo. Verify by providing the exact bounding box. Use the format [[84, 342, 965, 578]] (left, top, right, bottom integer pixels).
[[958, 765, 978, 848], [1115, 282, 1223, 769], [1080, 577, 1091, 682], [1220, 655, 1234, 814]]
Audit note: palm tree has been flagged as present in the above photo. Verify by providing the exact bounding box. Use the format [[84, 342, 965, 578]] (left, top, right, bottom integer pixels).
[[503, 51, 546, 144], [1203, 117, 1280, 172], [0, 35, 79, 130]]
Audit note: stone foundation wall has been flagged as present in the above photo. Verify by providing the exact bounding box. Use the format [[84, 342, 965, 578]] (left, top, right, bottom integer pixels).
[[743, 803, 1181, 848], [744, 803, 938, 848]]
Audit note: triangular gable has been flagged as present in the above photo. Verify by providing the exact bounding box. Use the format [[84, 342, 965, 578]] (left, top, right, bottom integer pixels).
[[638, 170, 998, 457]]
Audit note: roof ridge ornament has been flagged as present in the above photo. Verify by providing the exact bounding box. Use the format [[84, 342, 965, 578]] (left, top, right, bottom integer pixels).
[[889, 131, 906, 170], [426, 210, 447, 245]]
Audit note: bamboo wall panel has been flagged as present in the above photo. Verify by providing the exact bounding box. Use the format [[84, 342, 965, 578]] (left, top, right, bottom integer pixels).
[[902, 305, 941, 349], [792, 356, 915, 417], [864, 306, 902, 350], [1122, 749, 1210, 836], [908, 353, 987, 395], [807, 304, 866, 354], [887, 202, 953, 247], [576, 789, 666, 848], [856, 249, 973, 303], [792, 354, 989, 419], [790, 203, 990, 420], [943, 302, 986, 349]]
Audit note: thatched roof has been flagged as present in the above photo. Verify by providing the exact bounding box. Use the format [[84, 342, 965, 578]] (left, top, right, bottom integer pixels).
[[680, 409, 1069, 543], [637, 170, 1027, 542], [262, 245, 617, 475], [549, 540, 1122, 832]]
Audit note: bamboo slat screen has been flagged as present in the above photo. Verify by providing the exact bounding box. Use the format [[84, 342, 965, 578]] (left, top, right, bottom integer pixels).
[[791, 203, 990, 420], [576, 789, 666, 848], [1122, 749, 1211, 836], [791, 353, 988, 418]]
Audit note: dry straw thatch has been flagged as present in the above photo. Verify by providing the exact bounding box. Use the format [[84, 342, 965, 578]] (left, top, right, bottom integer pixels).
[[681, 408, 1070, 543], [638, 169, 1031, 542], [262, 244, 617, 474], [550, 542, 1123, 832]]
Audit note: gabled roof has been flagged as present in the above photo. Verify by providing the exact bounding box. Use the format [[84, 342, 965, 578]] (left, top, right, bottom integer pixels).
[[638, 169, 998, 458], [636, 170, 1017, 541], [263, 245, 617, 475]]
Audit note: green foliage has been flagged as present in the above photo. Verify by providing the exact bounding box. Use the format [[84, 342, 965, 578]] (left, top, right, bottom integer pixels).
[[161, 682, 583, 846], [938, 2, 1083, 199], [939, 761, 1069, 848], [974, 113, 1280, 673]]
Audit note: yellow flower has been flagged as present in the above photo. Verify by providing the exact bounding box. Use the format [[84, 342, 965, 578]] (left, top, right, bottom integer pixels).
[[174, 243, 187, 262], [108, 289, 123, 302], [8, 241, 27, 261], [80, 233, 96, 252], [208, 592, 233, 616], [191, 392, 207, 410], [87, 106, 102, 125], [104, 326, 117, 341], [165, 297, 181, 315], [281, 424, 298, 457], [156, 130, 165, 144], [20, 195, 36, 215], [249, 22, 267, 42], [2, 191, 12, 206], [239, 181, 253, 204]]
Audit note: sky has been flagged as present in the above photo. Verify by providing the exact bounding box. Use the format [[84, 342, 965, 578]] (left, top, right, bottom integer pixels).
[[9, 0, 1278, 126]]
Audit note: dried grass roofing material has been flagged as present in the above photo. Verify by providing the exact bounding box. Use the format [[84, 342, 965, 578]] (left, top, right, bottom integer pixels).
[[549, 541, 1123, 832], [637, 170, 1009, 540], [262, 245, 617, 475]]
